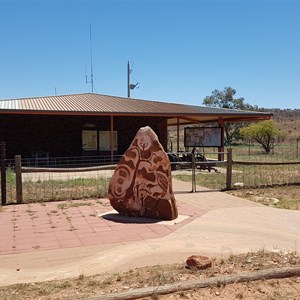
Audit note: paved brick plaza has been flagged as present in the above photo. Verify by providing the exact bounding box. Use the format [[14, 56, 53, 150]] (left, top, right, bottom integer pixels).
[[0, 198, 206, 255]]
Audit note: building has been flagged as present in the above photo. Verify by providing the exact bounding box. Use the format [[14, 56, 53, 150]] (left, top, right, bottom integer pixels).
[[0, 93, 272, 162]]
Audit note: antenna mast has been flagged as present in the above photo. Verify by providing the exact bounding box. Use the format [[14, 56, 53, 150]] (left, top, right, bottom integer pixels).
[[127, 61, 139, 98], [86, 24, 94, 93], [127, 61, 130, 98]]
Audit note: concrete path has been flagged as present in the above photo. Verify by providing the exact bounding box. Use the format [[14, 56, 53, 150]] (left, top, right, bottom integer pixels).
[[0, 178, 299, 286]]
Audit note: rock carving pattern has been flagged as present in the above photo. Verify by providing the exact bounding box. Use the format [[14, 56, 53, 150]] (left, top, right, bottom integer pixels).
[[108, 126, 178, 220]]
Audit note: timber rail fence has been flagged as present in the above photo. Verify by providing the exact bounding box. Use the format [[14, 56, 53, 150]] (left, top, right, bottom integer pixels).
[[1, 149, 300, 204]]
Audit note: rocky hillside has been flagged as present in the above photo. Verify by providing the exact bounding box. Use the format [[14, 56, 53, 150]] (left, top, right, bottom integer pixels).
[[266, 109, 300, 141], [168, 108, 300, 148]]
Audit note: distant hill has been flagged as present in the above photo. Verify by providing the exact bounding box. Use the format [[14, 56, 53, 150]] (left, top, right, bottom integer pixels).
[[263, 109, 300, 141], [168, 108, 300, 148]]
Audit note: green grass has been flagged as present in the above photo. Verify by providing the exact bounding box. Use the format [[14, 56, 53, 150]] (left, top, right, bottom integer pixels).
[[6, 167, 16, 184]]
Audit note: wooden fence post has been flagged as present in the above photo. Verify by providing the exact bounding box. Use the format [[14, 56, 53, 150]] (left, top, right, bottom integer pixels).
[[226, 148, 233, 190], [1, 141, 6, 205], [15, 155, 23, 204]]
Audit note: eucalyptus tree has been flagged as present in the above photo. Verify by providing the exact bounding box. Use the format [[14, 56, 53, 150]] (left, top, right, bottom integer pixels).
[[203, 87, 256, 145]]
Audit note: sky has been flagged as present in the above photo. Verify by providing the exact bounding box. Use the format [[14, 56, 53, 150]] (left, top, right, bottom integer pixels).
[[0, 0, 299, 109]]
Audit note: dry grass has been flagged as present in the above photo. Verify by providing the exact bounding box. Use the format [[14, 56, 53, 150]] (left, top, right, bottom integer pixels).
[[233, 164, 300, 187], [0, 250, 299, 299], [174, 172, 226, 190], [227, 185, 300, 210], [174, 171, 300, 210], [5, 174, 109, 204], [56, 201, 94, 210]]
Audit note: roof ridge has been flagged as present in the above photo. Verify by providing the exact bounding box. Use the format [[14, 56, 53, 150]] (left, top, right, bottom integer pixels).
[[0, 93, 182, 106], [0, 93, 95, 102]]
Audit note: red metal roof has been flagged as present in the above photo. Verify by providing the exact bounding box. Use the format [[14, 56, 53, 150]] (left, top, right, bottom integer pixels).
[[0, 93, 195, 114], [0, 93, 272, 124]]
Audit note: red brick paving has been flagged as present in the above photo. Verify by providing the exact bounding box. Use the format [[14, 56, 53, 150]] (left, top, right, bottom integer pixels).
[[0, 199, 207, 255]]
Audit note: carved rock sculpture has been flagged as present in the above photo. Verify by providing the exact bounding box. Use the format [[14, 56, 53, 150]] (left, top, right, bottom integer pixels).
[[108, 126, 178, 220]]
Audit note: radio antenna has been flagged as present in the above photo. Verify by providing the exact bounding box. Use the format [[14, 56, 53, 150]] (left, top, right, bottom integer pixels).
[[86, 24, 94, 93], [127, 61, 139, 98]]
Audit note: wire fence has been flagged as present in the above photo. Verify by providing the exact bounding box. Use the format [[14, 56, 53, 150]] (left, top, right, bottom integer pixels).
[[232, 161, 300, 187], [170, 151, 228, 191], [172, 163, 300, 190], [4, 166, 114, 204], [6, 155, 123, 168], [232, 143, 300, 161], [1, 151, 300, 205], [171, 149, 300, 190], [1, 153, 122, 204], [3, 153, 118, 204]]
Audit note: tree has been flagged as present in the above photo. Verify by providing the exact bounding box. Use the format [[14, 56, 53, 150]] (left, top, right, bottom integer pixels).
[[240, 120, 282, 154], [203, 87, 256, 145]]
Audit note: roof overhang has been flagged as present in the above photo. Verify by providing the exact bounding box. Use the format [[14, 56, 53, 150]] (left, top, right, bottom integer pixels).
[[166, 114, 272, 126], [0, 93, 273, 125]]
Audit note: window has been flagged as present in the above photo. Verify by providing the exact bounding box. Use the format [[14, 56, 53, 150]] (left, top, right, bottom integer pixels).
[[99, 131, 118, 151], [82, 130, 97, 150]]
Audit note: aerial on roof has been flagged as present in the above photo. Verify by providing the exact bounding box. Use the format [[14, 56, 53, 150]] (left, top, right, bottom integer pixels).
[[0, 93, 272, 125]]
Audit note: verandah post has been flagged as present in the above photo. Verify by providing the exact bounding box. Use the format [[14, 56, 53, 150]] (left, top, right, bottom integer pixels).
[[218, 117, 225, 161], [15, 155, 23, 204], [191, 149, 196, 193], [1, 141, 6, 205], [226, 148, 233, 190]]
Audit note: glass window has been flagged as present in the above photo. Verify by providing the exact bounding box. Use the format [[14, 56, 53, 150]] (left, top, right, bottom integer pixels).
[[99, 131, 118, 151], [82, 130, 97, 150]]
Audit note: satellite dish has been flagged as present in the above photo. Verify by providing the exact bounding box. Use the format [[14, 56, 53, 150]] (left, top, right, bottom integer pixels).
[[130, 83, 139, 90]]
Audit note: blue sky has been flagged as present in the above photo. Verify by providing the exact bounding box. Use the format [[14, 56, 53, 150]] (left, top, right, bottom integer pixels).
[[0, 0, 299, 109]]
